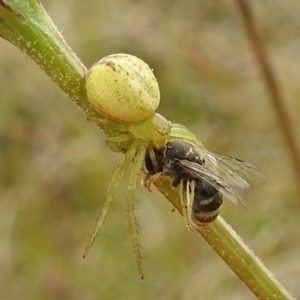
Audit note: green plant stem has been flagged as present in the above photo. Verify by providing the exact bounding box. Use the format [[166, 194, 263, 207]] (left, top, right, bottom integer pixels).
[[0, 0, 87, 108], [155, 179, 294, 299], [0, 1, 295, 299]]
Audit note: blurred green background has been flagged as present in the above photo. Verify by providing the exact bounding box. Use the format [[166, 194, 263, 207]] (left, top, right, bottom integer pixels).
[[0, 0, 300, 299]]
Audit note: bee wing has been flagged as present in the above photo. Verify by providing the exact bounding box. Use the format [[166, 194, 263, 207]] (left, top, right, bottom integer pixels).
[[179, 160, 244, 205], [199, 149, 267, 188]]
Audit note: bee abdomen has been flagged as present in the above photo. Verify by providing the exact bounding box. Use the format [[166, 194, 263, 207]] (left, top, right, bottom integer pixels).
[[192, 193, 223, 226]]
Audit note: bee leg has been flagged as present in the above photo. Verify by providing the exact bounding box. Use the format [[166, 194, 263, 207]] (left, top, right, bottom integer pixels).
[[83, 142, 137, 258], [126, 144, 147, 279], [142, 172, 163, 191], [142, 173, 153, 191]]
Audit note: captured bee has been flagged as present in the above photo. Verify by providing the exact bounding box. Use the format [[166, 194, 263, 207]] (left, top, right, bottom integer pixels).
[[144, 140, 265, 231]]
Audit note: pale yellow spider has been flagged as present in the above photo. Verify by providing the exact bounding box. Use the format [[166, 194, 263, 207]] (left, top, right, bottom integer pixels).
[[83, 53, 265, 279]]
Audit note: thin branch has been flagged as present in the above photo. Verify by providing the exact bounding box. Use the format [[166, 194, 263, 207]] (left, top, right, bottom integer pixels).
[[155, 179, 295, 299]]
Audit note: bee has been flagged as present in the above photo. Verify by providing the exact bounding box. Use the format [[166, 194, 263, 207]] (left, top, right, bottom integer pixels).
[[144, 140, 266, 232]]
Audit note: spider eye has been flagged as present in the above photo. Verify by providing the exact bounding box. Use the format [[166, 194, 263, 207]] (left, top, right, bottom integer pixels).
[[85, 53, 160, 124]]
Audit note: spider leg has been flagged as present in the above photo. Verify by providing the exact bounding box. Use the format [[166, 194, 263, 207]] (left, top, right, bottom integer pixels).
[[87, 115, 127, 132], [186, 181, 198, 233], [147, 147, 159, 172], [169, 123, 204, 147], [142, 147, 161, 191], [126, 144, 147, 279], [83, 143, 137, 257], [179, 180, 189, 228], [106, 133, 134, 153], [179, 180, 197, 233], [106, 134, 132, 144]]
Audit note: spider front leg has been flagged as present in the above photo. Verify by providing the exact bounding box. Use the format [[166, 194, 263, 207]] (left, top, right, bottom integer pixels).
[[83, 142, 138, 258], [126, 143, 147, 279], [179, 181, 189, 226], [87, 115, 128, 133], [186, 180, 199, 233], [169, 123, 204, 147], [180, 180, 198, 234]]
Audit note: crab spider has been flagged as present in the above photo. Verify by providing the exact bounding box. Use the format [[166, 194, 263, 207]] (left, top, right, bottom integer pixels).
[[83, 53, 265, 279]]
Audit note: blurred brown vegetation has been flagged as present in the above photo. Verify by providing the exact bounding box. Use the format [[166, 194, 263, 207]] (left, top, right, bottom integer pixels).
[[0, 0, 300, 299]]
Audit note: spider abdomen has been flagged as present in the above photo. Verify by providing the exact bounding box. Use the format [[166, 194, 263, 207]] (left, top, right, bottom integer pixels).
[[86, 53, 160, 124]]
